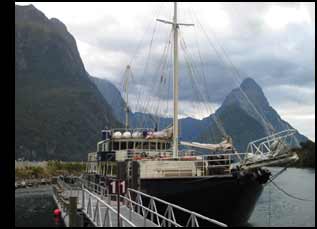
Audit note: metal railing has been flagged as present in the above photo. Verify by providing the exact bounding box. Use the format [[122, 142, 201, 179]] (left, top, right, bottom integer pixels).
[[81, 188, 136, 227], [53, 185, 70, 213], [110, 128, 155, 133], [55, 177, 136, 227], [139, 152, 250, 178], [123, 188, 227, 227], [246, 129, 298, 156], [60, 177, 227, 227]]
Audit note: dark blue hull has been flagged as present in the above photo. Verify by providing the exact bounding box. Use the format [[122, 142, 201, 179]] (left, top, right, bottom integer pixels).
[[140, 174, 264, 226]]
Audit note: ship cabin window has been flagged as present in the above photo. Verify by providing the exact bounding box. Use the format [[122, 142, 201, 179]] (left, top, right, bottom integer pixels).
[[135, 142, 142, 149], [121, 142, 127, 150], [128, 141, 134, 149], [143, 142, 149, 150], [113, 141, 119, 150], [150, 142, 156, 150]]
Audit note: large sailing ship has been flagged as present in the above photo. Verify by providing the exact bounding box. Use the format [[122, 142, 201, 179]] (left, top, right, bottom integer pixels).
[[84, 3, 299, 226]]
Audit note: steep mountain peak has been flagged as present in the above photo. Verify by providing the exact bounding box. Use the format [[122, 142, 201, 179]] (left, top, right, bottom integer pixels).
[[17, 4, 36, 9], [16, 4, 86, 78], [50, 18, 68, 33], [15, 4, 49, 24], [240, 77, 261, 90], [222, 77, 269, 111]]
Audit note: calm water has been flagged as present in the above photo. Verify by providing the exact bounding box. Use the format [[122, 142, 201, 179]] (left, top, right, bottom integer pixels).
[[15, 186, 65, 227], [249, 167, 315, 227], [15, 168, 315, 227]]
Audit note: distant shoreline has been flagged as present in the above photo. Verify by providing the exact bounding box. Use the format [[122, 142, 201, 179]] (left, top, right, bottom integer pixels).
[[15, 160, 86, 180]]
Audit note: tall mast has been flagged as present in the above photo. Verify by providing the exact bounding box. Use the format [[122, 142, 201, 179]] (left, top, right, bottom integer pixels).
[[124, 65, 131, 130], [157, 2, 194, 158], [172, 2, 179, 158]]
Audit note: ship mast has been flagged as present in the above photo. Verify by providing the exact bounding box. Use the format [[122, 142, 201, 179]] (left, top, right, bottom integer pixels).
[[172, 2, 179, 158], [157, 2, 193, 158], [124, 65, 131, 130]]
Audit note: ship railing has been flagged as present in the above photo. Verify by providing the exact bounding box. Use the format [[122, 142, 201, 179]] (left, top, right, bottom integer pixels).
[[197, 153, 248, 174], [245, 129, 298, 156], [199, 153, 249, 175], [109, 128, 155, 133], [126, 150, 173, 160], [123, 188, 227, 227], [141, 169, 200, 178], [138, 153, 250, 178]]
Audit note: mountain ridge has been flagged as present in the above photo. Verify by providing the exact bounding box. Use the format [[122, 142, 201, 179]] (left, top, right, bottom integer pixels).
[[15, 4, 309, 161], [92, 76, 308, 152], [15, 4, 121, 161]]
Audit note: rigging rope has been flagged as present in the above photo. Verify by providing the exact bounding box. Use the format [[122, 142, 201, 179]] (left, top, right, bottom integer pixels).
[[134, 15, 159, 117], [150, 30, 173, 120], [137, 29, 173, 128], [179, 31, 228, 139], [119, 3, 164, 92], [183, 10, 230, 142], [190, 7, 276, 137], [119, 3, 166, 128]]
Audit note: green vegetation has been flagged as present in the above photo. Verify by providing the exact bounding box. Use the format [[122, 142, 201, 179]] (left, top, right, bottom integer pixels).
[[292, 140, 315, 168], [15, 166, 48, 179], [15, 161, 86, 180]]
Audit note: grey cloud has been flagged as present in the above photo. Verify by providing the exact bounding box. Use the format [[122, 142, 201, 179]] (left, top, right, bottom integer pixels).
[[65, 2, 314, 113]]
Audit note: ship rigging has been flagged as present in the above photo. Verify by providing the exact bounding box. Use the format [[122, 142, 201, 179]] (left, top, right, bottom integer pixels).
[[85, 2, 300, 226]]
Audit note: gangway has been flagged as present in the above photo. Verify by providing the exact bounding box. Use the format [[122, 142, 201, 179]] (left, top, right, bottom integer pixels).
[[53, 177, 227, 227]]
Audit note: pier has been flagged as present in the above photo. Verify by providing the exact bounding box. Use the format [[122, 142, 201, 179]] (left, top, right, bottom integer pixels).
[[52, 177, 227, 227]]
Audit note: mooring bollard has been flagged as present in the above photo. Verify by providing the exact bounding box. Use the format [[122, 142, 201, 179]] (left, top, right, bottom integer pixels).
[[69, 196, 78, 227]]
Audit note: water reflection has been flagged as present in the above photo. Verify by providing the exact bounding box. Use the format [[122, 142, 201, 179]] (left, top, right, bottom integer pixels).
[[15, 186, 65, 227]]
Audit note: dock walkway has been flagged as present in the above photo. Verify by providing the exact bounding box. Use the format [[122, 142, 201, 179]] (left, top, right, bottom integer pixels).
[[53, 177, 227, 227]]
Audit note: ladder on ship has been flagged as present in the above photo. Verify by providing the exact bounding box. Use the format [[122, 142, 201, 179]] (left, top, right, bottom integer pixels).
[[53, 177, 227, 227]]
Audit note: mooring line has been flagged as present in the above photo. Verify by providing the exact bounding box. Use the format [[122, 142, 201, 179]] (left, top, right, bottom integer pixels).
[[269, 178, 312, 202]]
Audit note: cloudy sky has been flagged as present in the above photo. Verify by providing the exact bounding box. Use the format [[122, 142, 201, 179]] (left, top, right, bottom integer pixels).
[[16, 2, 315, 141]]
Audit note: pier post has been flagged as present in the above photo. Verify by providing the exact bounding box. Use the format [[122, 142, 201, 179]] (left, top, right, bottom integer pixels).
[[82, 185, 85, 210], [69, 196, 78, 227]]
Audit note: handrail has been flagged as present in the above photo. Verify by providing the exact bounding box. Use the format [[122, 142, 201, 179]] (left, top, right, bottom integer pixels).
[[247, 129, 297, 145], [81, 188, 136, 227], [120, 194, 183, 227], [69, 177, 227, 227], [246, 129, 298, 155], [126, 188, 227, 227], [110, 128, 155, 133]]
